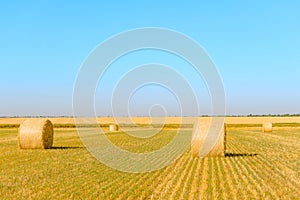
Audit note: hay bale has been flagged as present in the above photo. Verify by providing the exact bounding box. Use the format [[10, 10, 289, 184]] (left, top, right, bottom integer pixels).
[[191, 122, 226, 157], [18, 119, 54, 149], [109, 124, 119, 132], [263, 122, 272, 132]]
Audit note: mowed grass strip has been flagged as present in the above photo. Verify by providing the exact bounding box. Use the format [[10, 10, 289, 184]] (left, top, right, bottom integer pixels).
[[0, 127, 300, 199]]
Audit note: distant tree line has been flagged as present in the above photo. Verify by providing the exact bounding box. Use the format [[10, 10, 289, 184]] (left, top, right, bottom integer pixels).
[[246, 114, 300, 117], [1, 114, 300, 118]]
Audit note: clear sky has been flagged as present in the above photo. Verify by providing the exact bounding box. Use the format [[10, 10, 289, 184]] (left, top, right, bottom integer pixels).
[[0, 1, 299, 116]]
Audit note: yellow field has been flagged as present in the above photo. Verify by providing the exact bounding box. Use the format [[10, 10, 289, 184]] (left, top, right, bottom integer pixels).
[[0, 117, 299, 199], [1, 116, 300, 125]]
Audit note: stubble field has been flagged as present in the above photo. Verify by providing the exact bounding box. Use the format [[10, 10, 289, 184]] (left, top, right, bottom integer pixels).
[[0, 118, 300, 199]]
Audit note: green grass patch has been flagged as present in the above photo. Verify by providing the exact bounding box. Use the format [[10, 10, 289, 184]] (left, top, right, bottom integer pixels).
[[0, 124, 19, 128], [273, 122, 300, 127], [226, 124, 262, 128]]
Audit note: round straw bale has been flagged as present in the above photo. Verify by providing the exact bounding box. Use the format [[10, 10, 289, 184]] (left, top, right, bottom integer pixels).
[[109, 124, 119, 132], [191, 121, 226, 157], [263, 122, 272, 132], [18, 119, 54, 149]]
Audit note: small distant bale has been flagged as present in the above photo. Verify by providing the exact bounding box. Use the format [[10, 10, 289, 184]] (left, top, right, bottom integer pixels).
[[109, 124, 119, 132], [191, 122, 226, 157], [263, 122, 272, 132], [18, 119, 54, 149]]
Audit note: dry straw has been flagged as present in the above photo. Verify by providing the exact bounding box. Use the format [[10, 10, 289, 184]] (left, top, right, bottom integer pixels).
[[18, 119, 54, 149], [191, 121, 226, 157], [263, 122, 272, 132], [109, 124, 119, 132]]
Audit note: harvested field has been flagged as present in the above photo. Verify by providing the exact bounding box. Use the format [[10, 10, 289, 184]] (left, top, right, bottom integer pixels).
[[0, 122, 300, 199], [1, 116, 300, 126]]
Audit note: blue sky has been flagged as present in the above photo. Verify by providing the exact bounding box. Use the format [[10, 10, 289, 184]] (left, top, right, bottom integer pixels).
[[0, 1, 299, 116]]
